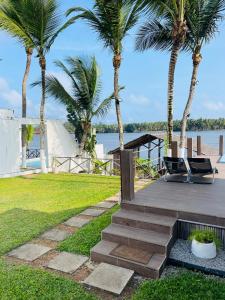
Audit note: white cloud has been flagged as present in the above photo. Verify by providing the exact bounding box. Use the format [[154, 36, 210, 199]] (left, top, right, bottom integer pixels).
[[0, 77, 21, 107], [203, 101, 225, 112]]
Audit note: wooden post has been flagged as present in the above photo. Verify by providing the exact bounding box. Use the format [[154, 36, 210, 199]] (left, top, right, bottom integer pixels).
[[197, 136, 201, 156], [120, 150, 135, 202], [171, 141, 178, 158], [137, 147, 140, 158], [187, 138, 193, 158], [219, 135, 224, 156], [158, 140, 161, 169], [148, 142, 151, 160]]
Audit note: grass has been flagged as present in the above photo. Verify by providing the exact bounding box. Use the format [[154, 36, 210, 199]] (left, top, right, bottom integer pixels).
[[132, 271, 225, 300], [0, 259, 98, 300], [58, 204, 119, 256], [0, 173, 119, 255]]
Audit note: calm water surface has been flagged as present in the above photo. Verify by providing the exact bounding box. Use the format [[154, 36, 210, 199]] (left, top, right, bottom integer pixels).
[[31, 130, 225, 155]]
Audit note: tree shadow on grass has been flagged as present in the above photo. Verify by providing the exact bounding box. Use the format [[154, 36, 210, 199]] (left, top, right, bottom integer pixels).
[[0, 206, 88, 256], [20, 174, 120, 186]]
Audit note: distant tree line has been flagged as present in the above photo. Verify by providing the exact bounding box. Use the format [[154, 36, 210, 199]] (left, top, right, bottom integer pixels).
[[69, 118, 225, 134]]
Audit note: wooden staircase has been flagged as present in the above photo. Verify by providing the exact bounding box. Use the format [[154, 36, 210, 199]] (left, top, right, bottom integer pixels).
[[91, 203, 177, 278]]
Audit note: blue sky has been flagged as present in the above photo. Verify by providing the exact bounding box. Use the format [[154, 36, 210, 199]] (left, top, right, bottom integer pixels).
[[0, 0, 225, 124]]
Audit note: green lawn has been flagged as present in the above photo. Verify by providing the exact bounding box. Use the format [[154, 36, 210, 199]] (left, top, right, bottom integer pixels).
[[0, 173, 119, 255], [58, 205, 119, 256], [0, 259, 97, 300], [132, 271, 225, 300]]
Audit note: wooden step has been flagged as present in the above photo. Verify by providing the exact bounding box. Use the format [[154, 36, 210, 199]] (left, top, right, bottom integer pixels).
[[102, 224, 171, 254], [91, 240, 166, 278], [121, 201, 178, 218], [112, 209, 176, 234]]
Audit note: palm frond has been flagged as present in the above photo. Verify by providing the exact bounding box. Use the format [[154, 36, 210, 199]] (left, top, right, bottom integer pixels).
[[5, 0, 66, 55], [66, 1, 142, 54], [45, 75, 77, 107], [42, 56, 112, 123], [94, 92, 114, 118], [136, 19, 173, 51], [0, 0, 34, 48], [185, 0, 225, 51]]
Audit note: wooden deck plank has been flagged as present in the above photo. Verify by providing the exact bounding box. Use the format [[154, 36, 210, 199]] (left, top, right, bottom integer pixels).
[[129, 174, 225, 225]]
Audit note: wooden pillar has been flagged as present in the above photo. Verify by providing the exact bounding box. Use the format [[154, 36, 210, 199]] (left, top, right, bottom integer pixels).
[[120, 150, 135, 202], [219, 135, 224, 156], [187, 138, 193, 158], [158, 140, 161, 169], [171, 141, 178, 158], [197, 136, 202, 156], [137, 147, 140, 158], [148, 142, 151, 160]]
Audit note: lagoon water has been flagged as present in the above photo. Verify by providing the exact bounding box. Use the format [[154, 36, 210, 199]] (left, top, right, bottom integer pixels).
[[31, 129, 225, 154], [97, 130, 225, 153]]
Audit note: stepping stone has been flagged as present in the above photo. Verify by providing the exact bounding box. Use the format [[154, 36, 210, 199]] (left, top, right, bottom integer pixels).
[[95, 201, 116, 209], [81, 208, 106, 217], [105, 196, 119, 202], [46, 252, 88, 274], [8, 243, 51, 262], [64, 216, 90, 228], [41, 229, 71, 241], [84, 263, 134, 295]]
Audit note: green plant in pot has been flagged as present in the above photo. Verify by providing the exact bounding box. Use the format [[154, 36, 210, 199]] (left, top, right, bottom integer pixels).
[[189, 229, 221, 259]]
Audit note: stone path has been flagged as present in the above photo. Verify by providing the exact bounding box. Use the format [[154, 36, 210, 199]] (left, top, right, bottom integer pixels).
[[84, 262, 134, 295], [5, 179, 151, 296], [46, 252, 89, 274]]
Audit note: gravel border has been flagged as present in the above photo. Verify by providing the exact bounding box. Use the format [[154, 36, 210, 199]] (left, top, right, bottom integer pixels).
[[169, 239, 225, 277]]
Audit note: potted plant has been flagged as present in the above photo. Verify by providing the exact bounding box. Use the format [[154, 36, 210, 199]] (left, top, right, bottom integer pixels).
[[189, 229, 220, 259]]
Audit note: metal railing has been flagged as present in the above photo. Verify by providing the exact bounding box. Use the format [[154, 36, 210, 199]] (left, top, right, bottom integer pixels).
[[53, 156, 120, 176], [53, 156, 163, 179], [26, 149, 40, 159]]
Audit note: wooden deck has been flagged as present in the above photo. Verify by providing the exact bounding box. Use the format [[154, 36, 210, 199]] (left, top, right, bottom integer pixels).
[[123, 175, 225, 227], [92, 145, 225, 278], [122, 145, 225, 227]]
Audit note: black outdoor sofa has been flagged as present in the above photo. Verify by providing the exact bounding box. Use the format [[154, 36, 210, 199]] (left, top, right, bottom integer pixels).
[[163, 157, 218, 184]]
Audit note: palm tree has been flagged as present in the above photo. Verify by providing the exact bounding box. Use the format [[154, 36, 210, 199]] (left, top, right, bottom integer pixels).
[[179, 0, 225, 156], [0, 0, 34, 168], [136, 0, 188, 154], [7, 0, 73, 173], [44, 56, 114, 155], [66, 0, 143, 150]]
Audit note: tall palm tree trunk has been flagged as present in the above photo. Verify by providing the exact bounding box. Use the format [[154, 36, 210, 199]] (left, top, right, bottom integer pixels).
[[39, 55, 48, 173], [113, 53, 124, 151], [180, 52, 202, 156], [79, 122, 90, 156], [21, 47, 33, 168], [167, 42, 180, 154]]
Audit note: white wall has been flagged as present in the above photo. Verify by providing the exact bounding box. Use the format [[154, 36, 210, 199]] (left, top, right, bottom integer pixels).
[[0, 118, 21, 175], [46, 120, 79, 168]]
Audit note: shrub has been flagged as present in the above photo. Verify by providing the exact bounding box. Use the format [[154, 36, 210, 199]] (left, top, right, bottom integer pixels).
[[189, 229, 221, 248]]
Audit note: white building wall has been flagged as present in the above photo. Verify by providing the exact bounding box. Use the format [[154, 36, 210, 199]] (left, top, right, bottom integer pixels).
[[46, 120, 79, 168], [0, 118, 21, 175]]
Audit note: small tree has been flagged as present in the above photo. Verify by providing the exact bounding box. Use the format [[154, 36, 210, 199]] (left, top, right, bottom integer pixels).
[[44, 56, 114, 155], [25, 125, 34, 148]]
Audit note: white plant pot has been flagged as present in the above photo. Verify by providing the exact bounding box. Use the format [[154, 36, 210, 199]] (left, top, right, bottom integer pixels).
[[191, 239, 216, 259]]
